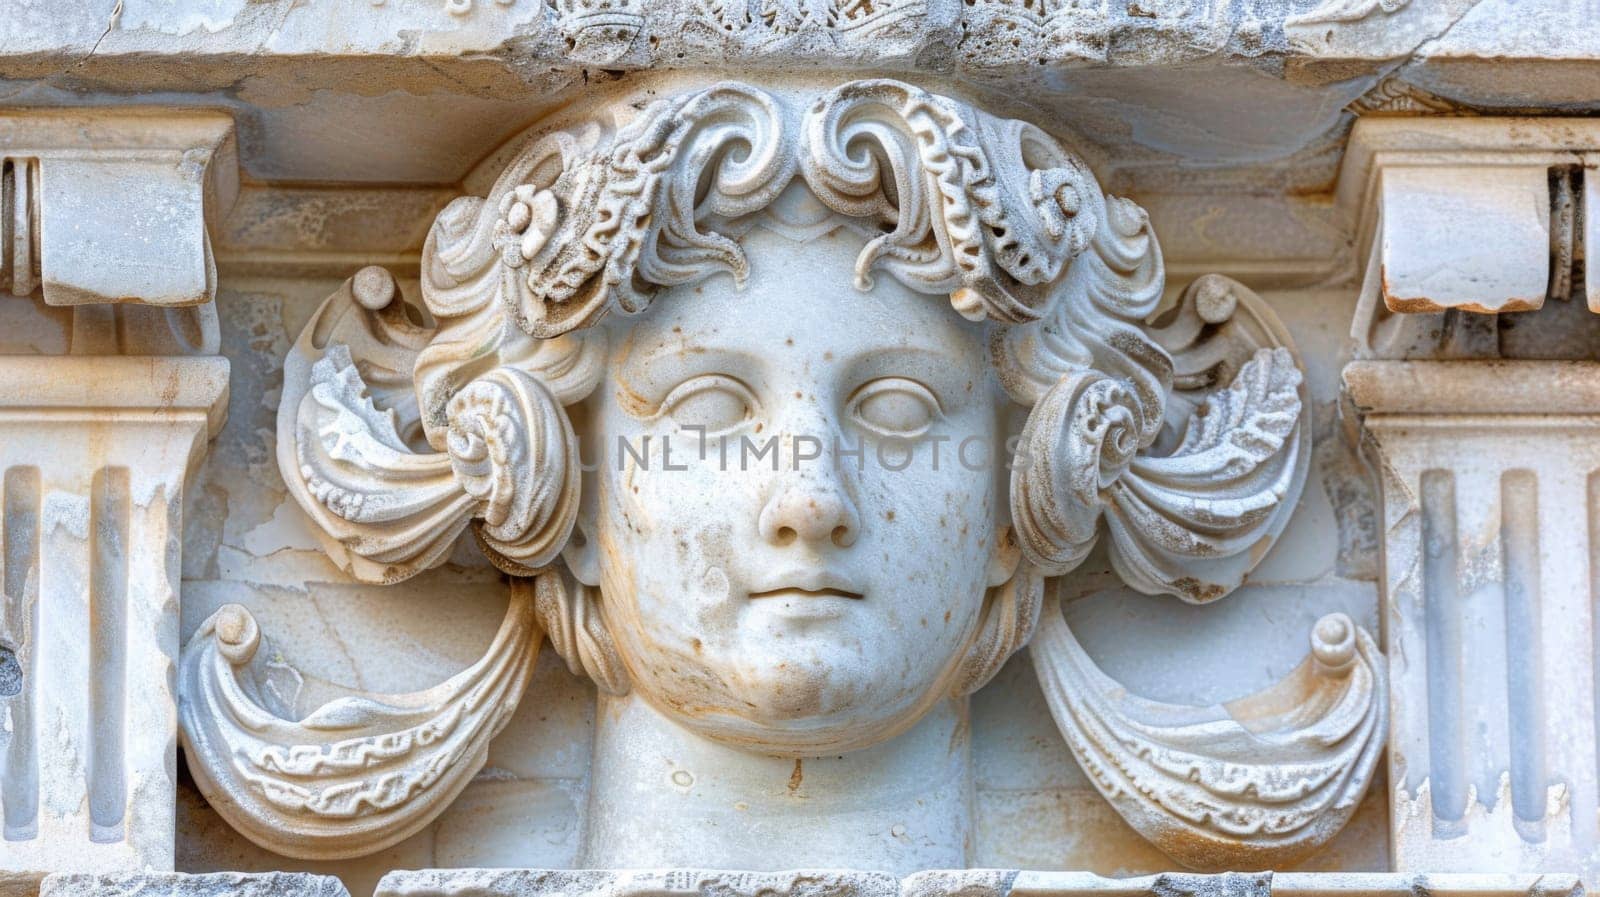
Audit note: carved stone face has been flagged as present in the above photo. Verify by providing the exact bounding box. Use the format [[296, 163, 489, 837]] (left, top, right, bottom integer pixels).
[[572, 217, 1012, 756]]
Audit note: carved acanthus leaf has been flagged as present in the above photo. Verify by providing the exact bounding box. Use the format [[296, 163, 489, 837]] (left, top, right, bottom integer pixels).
[[1106, 346, 1305, 602], [295, 345, 471, 577], [177, 587, 541, 860], [1031, 600, 1387, 870]]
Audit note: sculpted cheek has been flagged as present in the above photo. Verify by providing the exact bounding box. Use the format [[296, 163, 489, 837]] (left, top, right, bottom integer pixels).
[[693, 565, 736, 637], [616, 454, 657, 538]]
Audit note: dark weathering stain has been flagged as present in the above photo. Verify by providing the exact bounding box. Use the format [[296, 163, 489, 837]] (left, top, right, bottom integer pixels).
[[0, 644, 20, 697]]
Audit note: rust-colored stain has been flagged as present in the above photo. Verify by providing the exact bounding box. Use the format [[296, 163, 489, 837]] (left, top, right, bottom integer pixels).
[[1384, 294, 1543, 315], [787, 759, 803, 793], [1382, 266, 1544, 315]]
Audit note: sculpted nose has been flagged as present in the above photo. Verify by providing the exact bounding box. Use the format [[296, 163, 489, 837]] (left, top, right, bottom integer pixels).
[[758, 473, 861, 549]]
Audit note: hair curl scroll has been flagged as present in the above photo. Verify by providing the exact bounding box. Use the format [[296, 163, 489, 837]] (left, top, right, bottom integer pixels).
[[801, 79, 1100, 325], [446, 367, 581, 574], [421, 82, 796, 343]]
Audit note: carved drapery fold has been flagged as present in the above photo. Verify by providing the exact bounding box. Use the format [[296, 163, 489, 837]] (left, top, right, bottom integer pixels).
[[1033, 599, 1387, 870], [178, 586, 541, 860]]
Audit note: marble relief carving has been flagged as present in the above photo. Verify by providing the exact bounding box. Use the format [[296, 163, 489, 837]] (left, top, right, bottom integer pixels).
[[0, 110, 237, 885], [176, 78, 1385, 872]]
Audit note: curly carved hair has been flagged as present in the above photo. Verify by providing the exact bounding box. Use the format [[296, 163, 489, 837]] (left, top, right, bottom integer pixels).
[[284, 78, 1306, 697]]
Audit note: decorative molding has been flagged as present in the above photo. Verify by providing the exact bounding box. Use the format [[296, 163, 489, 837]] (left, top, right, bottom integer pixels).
[[1338, 118, 1600, 355], [369, 0, 515, 15], [378, 870, 901, 897], [914, 872, 1584, 897], [1285, 0, 1409, 28], [372, 870, 1587, 897], [19, 870, 1598, 897], [347, 0, 1271, 68], [1346, 78, 1462, 116], [41, 872, 350, 897]]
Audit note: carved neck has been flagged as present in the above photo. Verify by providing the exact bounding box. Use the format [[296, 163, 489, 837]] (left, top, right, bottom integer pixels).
[[580, 692, 972, 873]]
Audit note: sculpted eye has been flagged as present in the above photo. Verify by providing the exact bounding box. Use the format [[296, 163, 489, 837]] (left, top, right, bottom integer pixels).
[[660, 375, 757, 434], [849, 378, 941, 438]]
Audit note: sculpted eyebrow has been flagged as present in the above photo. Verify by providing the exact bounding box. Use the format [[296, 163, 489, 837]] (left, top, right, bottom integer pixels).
[[618, 343, 759, 405], [844, 344, 977, 405]]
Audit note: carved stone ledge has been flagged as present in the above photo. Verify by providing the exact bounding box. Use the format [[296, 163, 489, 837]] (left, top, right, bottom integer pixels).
[[0, 109, 237, 307], [1344, 359, 1600, 879], [919, 872, 1585, 897], [372, 870, 1584, 897], [376, 870, 901, 897], [39, 872, 350, 897]]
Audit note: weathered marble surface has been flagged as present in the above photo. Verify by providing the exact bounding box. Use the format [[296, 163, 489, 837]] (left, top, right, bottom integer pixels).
[[12, 870, 1587, 897], [159, 73, 1395, 882], [39, 872, 348, 897], [165, 254, 1390, 896], [5, 0, 1600, 893]]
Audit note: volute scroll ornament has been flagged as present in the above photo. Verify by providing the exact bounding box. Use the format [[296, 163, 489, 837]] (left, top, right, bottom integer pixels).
[[178, 77, 1384, 872]]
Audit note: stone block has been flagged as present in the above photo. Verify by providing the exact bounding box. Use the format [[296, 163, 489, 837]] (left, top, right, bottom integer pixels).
[[40, 872, 348, 897], [375, 871, 900, 897], [1346, 359, 1600, 879]]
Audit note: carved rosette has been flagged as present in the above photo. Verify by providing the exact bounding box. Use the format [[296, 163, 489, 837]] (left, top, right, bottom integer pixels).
[[177, 77, 1383, 870]]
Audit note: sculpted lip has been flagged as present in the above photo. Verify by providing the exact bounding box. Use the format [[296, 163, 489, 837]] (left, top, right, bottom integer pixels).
[[749, 587, 865, 600]]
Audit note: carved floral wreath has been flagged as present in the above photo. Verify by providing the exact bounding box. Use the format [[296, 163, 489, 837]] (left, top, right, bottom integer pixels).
[[178, 79, 1386, 871]]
